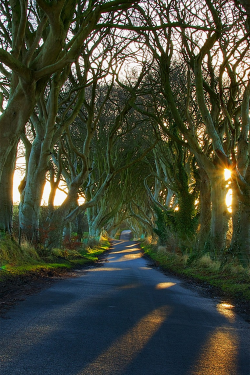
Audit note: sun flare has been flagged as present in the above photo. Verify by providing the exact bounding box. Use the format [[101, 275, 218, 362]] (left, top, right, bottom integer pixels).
[[226, 189, 233, 213], [224, 169, 232, 212], [224, 168, 231, 180]]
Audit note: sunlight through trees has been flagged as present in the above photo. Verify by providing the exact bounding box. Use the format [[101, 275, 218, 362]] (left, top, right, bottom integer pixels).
[[0, 0, 250, 264]]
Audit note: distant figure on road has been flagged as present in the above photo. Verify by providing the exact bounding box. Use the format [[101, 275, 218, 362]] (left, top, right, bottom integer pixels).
[[120, 230, 133, 240]]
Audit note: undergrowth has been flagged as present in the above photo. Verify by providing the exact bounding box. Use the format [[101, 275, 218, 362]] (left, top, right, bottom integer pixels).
[[140, 240, 250, 303], [0, 233, 110, 279]]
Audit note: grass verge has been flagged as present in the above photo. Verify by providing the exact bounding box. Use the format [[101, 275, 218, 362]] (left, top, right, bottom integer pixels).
[[140, 241, 250, 303], [0, 235, 110, 284]]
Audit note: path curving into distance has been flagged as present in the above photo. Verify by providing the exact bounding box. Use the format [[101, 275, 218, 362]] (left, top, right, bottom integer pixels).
[[120, 230, 133, 240], [0, 240, 250, 374]]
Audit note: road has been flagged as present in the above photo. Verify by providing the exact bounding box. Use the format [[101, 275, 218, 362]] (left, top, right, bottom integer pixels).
[[0, 239, 250, 375]]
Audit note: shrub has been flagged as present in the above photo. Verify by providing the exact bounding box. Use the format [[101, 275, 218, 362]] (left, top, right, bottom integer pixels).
[[157, 246, 167, 255], [62, 234, 82, 250], [196, 254, 221, 272], [51, 248, 83, 259], [20, 241, 40, 262]]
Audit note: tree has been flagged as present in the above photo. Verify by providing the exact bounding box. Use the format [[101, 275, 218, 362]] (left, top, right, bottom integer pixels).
[[134, 0, 250, 259], [43, 61, 155, 247], [0, 0, 137, 234], [18, 31, 122, 242]]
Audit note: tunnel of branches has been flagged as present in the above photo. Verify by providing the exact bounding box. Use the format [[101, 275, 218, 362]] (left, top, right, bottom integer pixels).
[[1, 0, 250, 265]]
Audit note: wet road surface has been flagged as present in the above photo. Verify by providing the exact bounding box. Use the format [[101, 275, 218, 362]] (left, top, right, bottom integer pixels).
[[0, 240, 250, 374]]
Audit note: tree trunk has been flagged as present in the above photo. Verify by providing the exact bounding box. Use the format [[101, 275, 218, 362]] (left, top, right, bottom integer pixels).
[[177, 189, 196, 239], [63, 222, 72, 245], [88, 226, 101, 238], [19, 174, 46, 243], [76, 212, 86, 241], [0, 84, 36, 238], [18, 137, 48, 243], [0, 144, 17, 234], [229, 198, 250, 265], [165, 188, 174, 207], [196, 167, 211, 251], [87, 206, 101, 238], [48, 178, 58, 213], [46, 215, 64, 249], [208, 173, 229, 256], [46, 191, 78, 249], [0, 85, 36, 180]]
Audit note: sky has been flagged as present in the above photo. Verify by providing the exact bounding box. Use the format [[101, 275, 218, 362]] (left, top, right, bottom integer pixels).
[[13, 168, 232, 210], [13, 169, 67, 206]]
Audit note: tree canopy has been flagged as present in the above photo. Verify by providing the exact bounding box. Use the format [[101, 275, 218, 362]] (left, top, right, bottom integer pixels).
[[1, 0, 250, 264]]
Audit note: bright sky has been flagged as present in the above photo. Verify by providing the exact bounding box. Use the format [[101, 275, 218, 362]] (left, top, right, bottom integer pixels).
[[13, 169, 68, 206], [13, 168, 232, 209]]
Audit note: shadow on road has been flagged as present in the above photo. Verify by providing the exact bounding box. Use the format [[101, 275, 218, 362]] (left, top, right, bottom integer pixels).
[[0, 239, 249, 375]]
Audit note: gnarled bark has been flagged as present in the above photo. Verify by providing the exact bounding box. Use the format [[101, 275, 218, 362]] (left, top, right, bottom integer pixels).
[[196, 167, 211, 251], [0, 144, 17, 234], [207, 172, 229, 256]]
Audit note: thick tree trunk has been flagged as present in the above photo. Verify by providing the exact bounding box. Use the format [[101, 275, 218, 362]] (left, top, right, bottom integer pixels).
[[208, 174, 229, 256], [48, 178, 58, 213], [87, 206, 102, 238], [18, 137, 48, 243], [76, 212, 85, 241], [47, 216, 64, 249], [196, 167, 211, 251], [0, 85, 36, 180], [177, 190, 196, 238], [0, 84, 36, 237], [46, 191, 78, 249], [62, 222, 72, 245], [0, 144, 17, 234], [19, 173, 46, 243], [229, 198, 250, 265], [88, 226, 101, 238], [165, 188, 174, 207]]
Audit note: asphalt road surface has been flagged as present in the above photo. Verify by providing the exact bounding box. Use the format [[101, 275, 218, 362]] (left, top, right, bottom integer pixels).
[[0, 239, 250, 375]]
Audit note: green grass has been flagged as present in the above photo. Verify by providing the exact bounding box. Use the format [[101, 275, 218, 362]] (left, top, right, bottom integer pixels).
[[140, 241, 250, 303], [0, 235, 40, 267], [0, 235, 110, 282], [0, 263, 72, 281]]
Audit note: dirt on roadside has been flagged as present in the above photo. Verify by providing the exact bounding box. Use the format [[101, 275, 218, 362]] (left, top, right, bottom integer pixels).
[[0, 255, 108, 317], [0, 268, 74, 317]]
